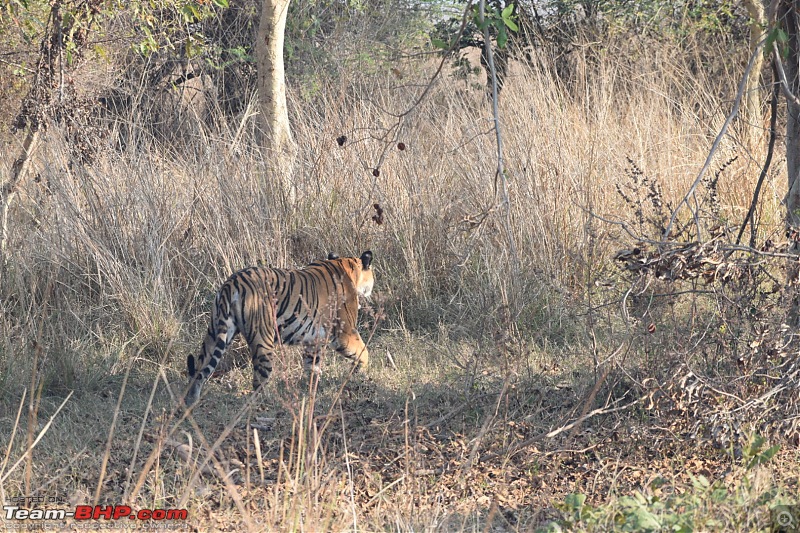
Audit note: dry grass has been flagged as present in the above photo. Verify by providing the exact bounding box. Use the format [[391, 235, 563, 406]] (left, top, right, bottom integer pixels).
[[1, 35, 798, 531]]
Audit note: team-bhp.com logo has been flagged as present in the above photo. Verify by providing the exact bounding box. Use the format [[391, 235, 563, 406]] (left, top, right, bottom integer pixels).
[[5, 504, 187, 522]]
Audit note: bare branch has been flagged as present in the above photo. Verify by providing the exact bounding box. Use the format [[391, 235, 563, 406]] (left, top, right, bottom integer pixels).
[[478, 0, 519, 272], [772, 41, 800, 107], [663, 36, 767, 241]]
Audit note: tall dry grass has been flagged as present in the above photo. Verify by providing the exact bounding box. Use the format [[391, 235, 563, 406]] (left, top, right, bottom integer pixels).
[[0, 34, 787, 529]]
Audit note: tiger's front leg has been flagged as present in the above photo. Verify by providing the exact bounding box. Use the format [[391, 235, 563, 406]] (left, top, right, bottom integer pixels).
[[303, 345, 323, 375], [333, 327, 369, 370]]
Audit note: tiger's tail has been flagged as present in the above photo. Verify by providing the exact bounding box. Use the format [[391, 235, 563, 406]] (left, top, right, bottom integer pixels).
[[187, 353, 198, 377], [185, 287, 240, 406]]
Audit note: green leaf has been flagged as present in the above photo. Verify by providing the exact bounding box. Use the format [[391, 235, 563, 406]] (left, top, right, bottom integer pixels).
[[563, 493, 594, 522], [431, 38, 449, 50], [710, 487, 728, 503], [747, 444, 780, 469], [501, 5, 519, 32], [765, 27, 790, 58], [564, 493, 586, 511], [180, 4, 200, 22], [497, 25, 507, 48], [186, 38, 204, 58], [631, 507, 661, 530], [744, 434, 766, 457], [227, 46, 251, 61], [93, 44, 109, 62], [758, 488, 778, 505], [471, 6, 490, 31], [212, 0, 228, 7], [649, 476, 669, 490], [691, 474, 710, 490], [762, 444, 780, 461]]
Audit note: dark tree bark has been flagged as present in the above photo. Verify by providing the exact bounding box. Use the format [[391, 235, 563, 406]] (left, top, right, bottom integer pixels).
[[776, 0, 800, 320]]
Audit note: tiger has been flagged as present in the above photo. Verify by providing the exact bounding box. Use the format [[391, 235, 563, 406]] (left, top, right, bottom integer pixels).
[[184, 251, 374, 406]]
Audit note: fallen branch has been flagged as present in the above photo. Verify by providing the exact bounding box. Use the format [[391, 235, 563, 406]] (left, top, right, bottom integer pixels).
[[484, 396, 642, 461]]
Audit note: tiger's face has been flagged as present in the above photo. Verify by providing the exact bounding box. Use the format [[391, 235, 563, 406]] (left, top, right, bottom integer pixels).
[[326, 250, 374, 299], [357, 262, 374, 299], [340, 250, 373, 299]]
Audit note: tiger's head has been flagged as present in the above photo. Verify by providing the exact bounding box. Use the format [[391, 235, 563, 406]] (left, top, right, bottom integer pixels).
[[329, 250, 374, 299], [355, 250, 374, 298]]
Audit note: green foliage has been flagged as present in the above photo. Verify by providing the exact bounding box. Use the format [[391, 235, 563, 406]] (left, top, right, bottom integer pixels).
[[742, 434, 780, 471], [432, 1, 518, 53], [540, 0, 745, 37], [545, 435, 789, 532], [120, 0, 229, 58], [1, 0, 95, 47], [472, 2, 518, 48], [765, 25, 789, 58], [433, 0, 748, 67], [0, 0, 231, 69]]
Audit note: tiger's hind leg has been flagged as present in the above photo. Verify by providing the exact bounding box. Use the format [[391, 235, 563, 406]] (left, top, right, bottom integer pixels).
[[248, 336, 276, 394], [185, 315, 237, 406]]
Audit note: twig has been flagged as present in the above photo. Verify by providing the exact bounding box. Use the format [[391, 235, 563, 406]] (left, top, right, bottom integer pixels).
[[543, 444, 601, 456], [0, 388, 27, 482], [591, 208, 800, 260], [737, 63, 779, 247], [507, 397, 642, 458], [772, 41, 800, 107], [365, 476, 405, 508], [122, 345, 167, 498], [340, 403, 358, 531], [461, 376, 510, 472], [1, 129, 41, 265], [253, 427, 265, 485], [0, 392, 74, 484], [423, 393, 495, 429], [94, 357, 135, 505], [359, 0, 476, 193]]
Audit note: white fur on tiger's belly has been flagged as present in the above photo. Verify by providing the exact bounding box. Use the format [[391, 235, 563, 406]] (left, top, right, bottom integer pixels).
[[278, 320, 326, 344]]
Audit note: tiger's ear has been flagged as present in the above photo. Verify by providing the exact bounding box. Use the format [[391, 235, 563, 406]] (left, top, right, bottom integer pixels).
[[360, 250, 373, 269], [327, 252, 340, 260]]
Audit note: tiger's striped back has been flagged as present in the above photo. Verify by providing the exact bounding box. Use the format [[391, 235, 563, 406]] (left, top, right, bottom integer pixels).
[[184, 251, 373, 406]]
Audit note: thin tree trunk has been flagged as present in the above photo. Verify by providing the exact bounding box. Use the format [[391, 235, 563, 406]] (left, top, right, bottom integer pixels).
[[256, 0, 293, 154], [743, 0, 766, 150]]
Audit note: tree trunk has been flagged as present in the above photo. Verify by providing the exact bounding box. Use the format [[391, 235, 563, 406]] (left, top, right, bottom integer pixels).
[[743, 0, 766, 150], [780, 2, 800, 228], [256, 0, 293, 155], [777, 0, 800, 321]]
